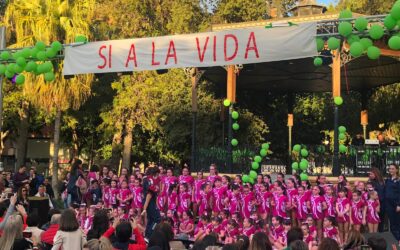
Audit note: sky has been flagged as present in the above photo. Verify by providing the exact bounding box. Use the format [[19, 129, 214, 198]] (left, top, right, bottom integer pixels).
[[317, 0, 336, 5]]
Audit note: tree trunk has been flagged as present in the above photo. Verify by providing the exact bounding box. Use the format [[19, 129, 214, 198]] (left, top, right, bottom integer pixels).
[[121, 122, 133, 169], [72, 129, 79, 159], [110, 131, 122, 169], [16, 101, 29, 168], [51, 109, 62, 199]]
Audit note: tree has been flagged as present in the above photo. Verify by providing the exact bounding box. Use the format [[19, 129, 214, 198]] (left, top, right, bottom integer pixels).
[[336, 0, 392, 15], [4, 0, 95, 197]]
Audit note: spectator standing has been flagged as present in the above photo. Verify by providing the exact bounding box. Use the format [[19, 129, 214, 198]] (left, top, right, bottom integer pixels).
[[43, 177, 54, 199], [368, 168, 385, 232], [142, 167, 161, 238], [13, 166, 30, 192], [51, 209, 87, 250], [67, 159, 84, 205], [384, 164, 400, 243], [35, 184, 54, 209], [0, 214, 35, 250], [24, 213, 44, 244], [41, 214, 61, 246]]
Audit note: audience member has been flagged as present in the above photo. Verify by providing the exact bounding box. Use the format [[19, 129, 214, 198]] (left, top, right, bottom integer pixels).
[[41, 213, 61, 246], [367, 236, 387, 250], [318, 238, 340, 250], [249, 232, 272, 250], [24, 213, 44, 243]]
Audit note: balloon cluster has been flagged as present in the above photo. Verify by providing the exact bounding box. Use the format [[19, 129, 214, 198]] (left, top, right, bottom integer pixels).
[[314, 2, 400, 66], [223, 99, 240, 147], [0, 35, 87, 85], [291, 144, 309, 181], [338, 125, 348, 154], [242, 142, 270, 184]]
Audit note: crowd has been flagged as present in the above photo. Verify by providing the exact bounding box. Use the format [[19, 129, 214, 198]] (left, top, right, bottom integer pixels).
[[0, 160, 399, 250]]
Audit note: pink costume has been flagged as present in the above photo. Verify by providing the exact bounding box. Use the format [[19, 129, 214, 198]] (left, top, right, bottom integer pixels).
[[257, 191, 271, 214], [227, 192, 241, 215], [131, 186, 143, 209], [336, 197, 350, 223], [274, 194, 288, 219], [179, 175, 194, 192], [366, 200, 380, 224], [270, 225, 284, 241], [241, 191, 255, 219], [324, 194, 336, 217], [178, 191, 191, 213], [119, 188, 131, 206], [198, 190, 212, 215], [286, 188, 298, 206], [163, 176, 178, 194], [310, 195, 324, 220], [350, 199, 365, 225], [323, 227, 339, 242], [242, 226, 256, 238], [294, 193, 309, 220], [109, 187, 119, 207], [212, 186, 227, 213], [102, 186, 111, 207], [193, 179, 206, 202], [168, 191, 178, 211], [88, 172, 98, 183], [206, 175, 219, 185]]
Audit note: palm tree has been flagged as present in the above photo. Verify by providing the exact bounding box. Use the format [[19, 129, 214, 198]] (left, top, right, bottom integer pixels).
[[3, 0, 95, 198]]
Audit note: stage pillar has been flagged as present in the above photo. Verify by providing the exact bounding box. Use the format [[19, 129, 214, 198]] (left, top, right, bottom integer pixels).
[[361, 91, 369, 140], [332, 50, 341, 176], [190, 68, 204, 171], [227, 65, 237, 173]]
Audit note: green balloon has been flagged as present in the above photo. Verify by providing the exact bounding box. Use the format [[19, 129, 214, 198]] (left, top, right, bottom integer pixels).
[[388, 36, 400, 50], [293, 144, 301, 152], [14, 64, 24, 73], [354, 17, 368, 31], [0, 64, 6, 75], [301, 149, 309, 157], [223, 99, 231, 107], [242, 175, 250, 183], [314, 57, 323, 67], [30, 48, 39, 58], [232, 123, 239, 130], [339, 144, 347, 153], [6, 63, 15, 74], [299, 159, 308, 171], [391, 3, 400, 20], [44, 72, 55, 82], [334, 96, 343, 106], [339, 133, 346, 140], [232, 111, 239, 120], [16, 57, 26, 67], [231, 139, 238, 146], [339, 126, 346, 133], [51, 41, 63, 52], [37, 63, 46, 74], [339, 9, 352, 19], [367, 46, 381, 60], [300, 172, 309, 181], [338, 22, 353, 37], [0, 51, 11, 60], [5, 70, 14, 78], [35, 41, 46, 51], [21, 48, 31, 58], [12, 51, 22, 60], [36, 51, 47, 61], [254, 155, 262, 163], [45, 48, 57, 58], [75, 35, 87, 43], [262, 143, 270, 150], [316, 38, 324, 51], [43, 61, 53, 72], [248, 177, 254, 184], [292, 162, 299, 170], [384, 15, 397, 30], [260, 149, 267, 157], [249, 170, 257, 179], [25, 61, 37, 72], [327, 37, 340, 50], [251, 162, 260, 170], [369, 25, 384, 40], [350, 42, 364, 57], [360, 38, 373, 50], [15, 74, 25, 85], [347, 34, 360, 45]]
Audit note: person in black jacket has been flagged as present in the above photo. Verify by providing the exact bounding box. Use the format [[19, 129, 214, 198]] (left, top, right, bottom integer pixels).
[[368, 168, 385, 232], [384, 164, 400, 243]]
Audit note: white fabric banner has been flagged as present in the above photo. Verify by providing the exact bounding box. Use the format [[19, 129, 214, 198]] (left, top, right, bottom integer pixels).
[[63, 23, 317, 75]]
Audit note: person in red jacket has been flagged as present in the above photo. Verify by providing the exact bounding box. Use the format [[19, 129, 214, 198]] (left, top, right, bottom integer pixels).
[[103, 217, 146, 250], [41, 214, 61, 246]]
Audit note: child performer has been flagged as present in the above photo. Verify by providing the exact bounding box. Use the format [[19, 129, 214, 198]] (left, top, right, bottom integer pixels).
[[286, 178, 298, 226], [301, 223, 314, 246], [167, 184, 178, 212], [336, 188, 350, 243], [257, 183, 271, 220], [198, 183, 213, 216], [323, 216, 340, 245], [241, 183, 255, 219], [270, 216, 284, 243], [131, 178, 143, 215], [310, 186, 327, 241], [226, 184, 241, 216], [109, 180, 119, 208], [350, 190, 366, 231], [212, 177, 227, 216], [178, 210, 194, 237], [241, 217, 256, 238], [178, 183, 191, 217], [117, 180, 132, 207], [102, 178, 111, 208], [223, 219, 239, 244], [293, 185, 310, 225], [324, 185, 336, 218], [366, 190, 380, 233], [277, 219, 292, 249], [179, 167, 194, 192], [271, 184, 288, 219], [193, 171, 205, 217]]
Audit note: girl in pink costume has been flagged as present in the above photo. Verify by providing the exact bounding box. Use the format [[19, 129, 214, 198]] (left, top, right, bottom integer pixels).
[[366, 190, 380, 233], [193, 171, 205, 217], [271, 184, 288, 219], [226, 184, 242, 215], [350, 190, 366, 231], [293, 185, 309, 225], [336, 188, 350, 244], [163, 168, 178, 195], [241, 184, 255, 219], [269, 216, 284, 242], [102, 178, 111, 208], [131, 178, 143, 214], [286, 178, 298, 226], [212, 178, 227, 216], [324, 185, 336, 218], [167, 184, 178, 212], [117, 180, 132, 207], [179, 167, 194, 192], [223, 219, 239, 244], [301, 224, 314, 245], [198, 183, 213, 216], [109, 179, 119, 208], [178, 210, 194, 237], [323, 217, 340, 245], [254, 174, 264, 196], [310, 186, 326, 241], [241, 217, 256, 238], [178, 183, 191, 216], [257, 183, 271, 220]]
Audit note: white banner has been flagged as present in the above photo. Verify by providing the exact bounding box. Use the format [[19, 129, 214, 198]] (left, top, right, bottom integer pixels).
[[63, 23, 317, 75]]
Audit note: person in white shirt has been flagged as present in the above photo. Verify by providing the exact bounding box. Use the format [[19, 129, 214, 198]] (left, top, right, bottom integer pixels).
[[23, 213, 44, 244], [35, 184, 53, 209]]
